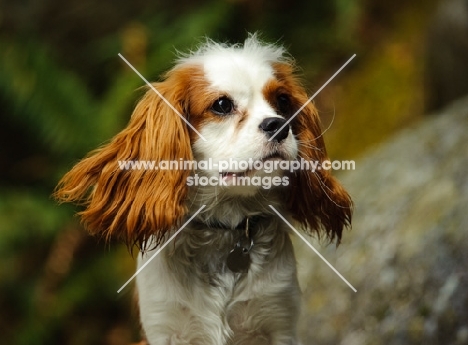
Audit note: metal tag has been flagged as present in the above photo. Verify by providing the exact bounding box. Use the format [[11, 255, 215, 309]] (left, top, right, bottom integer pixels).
[[226, 217, 254, 273], [226, 243, 251, 273]]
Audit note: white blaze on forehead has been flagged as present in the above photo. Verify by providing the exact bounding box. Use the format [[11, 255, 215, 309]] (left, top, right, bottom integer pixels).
[[202, 51, 275, 102]]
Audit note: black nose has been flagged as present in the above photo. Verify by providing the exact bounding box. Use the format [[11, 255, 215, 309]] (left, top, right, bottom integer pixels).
[[259, 117, 289, 142]]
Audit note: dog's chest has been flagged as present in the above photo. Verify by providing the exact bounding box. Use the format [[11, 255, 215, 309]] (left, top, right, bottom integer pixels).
[[170, 217, 277, 286]]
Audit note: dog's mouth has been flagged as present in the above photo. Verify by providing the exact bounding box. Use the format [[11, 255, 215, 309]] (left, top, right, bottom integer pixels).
[[220, 153, 286, 179], [220, 171, 247, 179], [262, 152, 285, 162]]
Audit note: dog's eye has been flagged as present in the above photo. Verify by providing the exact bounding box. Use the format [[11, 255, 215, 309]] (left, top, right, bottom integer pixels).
[[211, 97, 234, 115], [277, 94, 291, 115]]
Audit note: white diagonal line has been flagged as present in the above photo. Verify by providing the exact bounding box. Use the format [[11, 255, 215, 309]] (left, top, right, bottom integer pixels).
[[269, 54, 356, 141], [118, 53, 207, 142], [117, 205, 206, 293], [269, 205, 357, 292]]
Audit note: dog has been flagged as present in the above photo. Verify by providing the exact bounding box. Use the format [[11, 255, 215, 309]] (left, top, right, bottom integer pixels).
[[55, 34, 352, 345]]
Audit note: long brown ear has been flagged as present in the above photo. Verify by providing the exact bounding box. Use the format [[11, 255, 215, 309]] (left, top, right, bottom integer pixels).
[[54, 73, 193, 248], [289, 99, 352, 244]]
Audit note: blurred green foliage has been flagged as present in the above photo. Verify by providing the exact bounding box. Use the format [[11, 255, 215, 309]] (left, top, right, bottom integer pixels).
[[0, 0, 439, 343]]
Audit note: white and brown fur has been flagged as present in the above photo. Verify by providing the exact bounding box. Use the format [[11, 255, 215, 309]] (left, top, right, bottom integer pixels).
[[55, 34, 352, 345]]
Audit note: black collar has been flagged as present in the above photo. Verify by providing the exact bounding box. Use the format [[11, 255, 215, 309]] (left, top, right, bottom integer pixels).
[[193, 214, 264, 231], [205, 215, 264, 230]]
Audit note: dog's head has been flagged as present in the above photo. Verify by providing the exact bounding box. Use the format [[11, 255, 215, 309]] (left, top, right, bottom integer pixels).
[[54, 34, 352, 248]]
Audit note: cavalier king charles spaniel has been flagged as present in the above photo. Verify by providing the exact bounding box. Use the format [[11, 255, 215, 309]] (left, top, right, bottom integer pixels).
[[55, 34, 352, 345]]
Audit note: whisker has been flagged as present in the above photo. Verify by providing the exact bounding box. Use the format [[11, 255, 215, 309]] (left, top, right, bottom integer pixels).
[[314, 104, 336, 141]]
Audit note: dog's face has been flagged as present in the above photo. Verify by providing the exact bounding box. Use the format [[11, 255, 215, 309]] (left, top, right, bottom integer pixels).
[[192, 52, 298, 163], [185, 48, 302, 191], [54, 36, 352, 248]]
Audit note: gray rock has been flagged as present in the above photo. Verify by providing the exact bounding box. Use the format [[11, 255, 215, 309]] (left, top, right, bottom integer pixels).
[[297, 96, 468, 345]]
